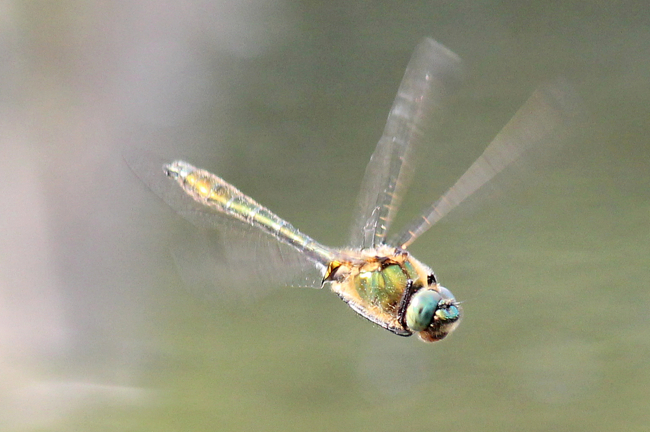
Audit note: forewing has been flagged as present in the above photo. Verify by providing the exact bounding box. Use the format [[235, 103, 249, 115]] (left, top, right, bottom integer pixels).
[[124, 147, 327, 299], [350, 38, 462, 249], [393, 79, 583, 248]]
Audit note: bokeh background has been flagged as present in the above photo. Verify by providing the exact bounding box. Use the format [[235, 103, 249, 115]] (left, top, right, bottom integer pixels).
[[1, 1, 648, 431]]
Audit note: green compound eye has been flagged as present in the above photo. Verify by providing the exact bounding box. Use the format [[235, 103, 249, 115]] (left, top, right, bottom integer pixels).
[[406, 289, 443, 331], [436, 303, 460, 321]]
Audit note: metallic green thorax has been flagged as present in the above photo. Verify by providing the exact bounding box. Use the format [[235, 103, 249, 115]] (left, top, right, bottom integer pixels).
[[355, 260, 421, 312]]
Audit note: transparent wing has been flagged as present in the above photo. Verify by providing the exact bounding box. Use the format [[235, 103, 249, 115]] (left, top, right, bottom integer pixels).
[[393, 79, 583, 248], [350, 38, 463, 249], [170, 224, 325, 303], [124, 148, 328, 296]]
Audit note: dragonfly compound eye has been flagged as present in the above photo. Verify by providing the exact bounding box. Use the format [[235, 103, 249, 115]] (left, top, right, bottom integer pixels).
[[433, 286, 460, 323], [406, 289, 443, 332], [438, 286, 455, 300]]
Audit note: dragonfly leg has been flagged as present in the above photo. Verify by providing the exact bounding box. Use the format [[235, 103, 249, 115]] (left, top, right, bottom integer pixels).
[[397, 278, 418, 331]]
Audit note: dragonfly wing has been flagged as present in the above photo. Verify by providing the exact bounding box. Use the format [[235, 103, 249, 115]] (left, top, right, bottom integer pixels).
[[349, 38, 462, 249], [170, 224, 326, 302], [393, 79, 583, 248], [124, 147, 328, 297]]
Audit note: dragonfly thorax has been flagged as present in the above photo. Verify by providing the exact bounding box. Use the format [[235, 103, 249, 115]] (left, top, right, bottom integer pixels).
[[324, 245, 461, 342]]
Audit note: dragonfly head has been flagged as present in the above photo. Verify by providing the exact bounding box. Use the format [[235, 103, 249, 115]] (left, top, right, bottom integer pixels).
[[405, 286, 461, 342]]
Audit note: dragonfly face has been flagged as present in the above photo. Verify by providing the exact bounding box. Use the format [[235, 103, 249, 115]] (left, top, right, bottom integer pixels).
[[126, 38, 578, 343]]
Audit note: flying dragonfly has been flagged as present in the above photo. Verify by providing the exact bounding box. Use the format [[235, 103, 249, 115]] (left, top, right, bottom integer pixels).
[[126, 38, 578, 342]]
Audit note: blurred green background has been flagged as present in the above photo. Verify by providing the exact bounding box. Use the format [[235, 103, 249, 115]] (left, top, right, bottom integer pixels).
[[1, 1, 648, 431]]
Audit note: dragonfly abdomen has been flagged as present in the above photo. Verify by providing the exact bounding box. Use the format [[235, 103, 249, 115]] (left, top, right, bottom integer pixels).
[[164, 161, 334, 266]]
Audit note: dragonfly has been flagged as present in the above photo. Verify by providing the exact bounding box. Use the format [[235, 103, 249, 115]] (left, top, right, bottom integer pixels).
[[127, 38, 578, 342]]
